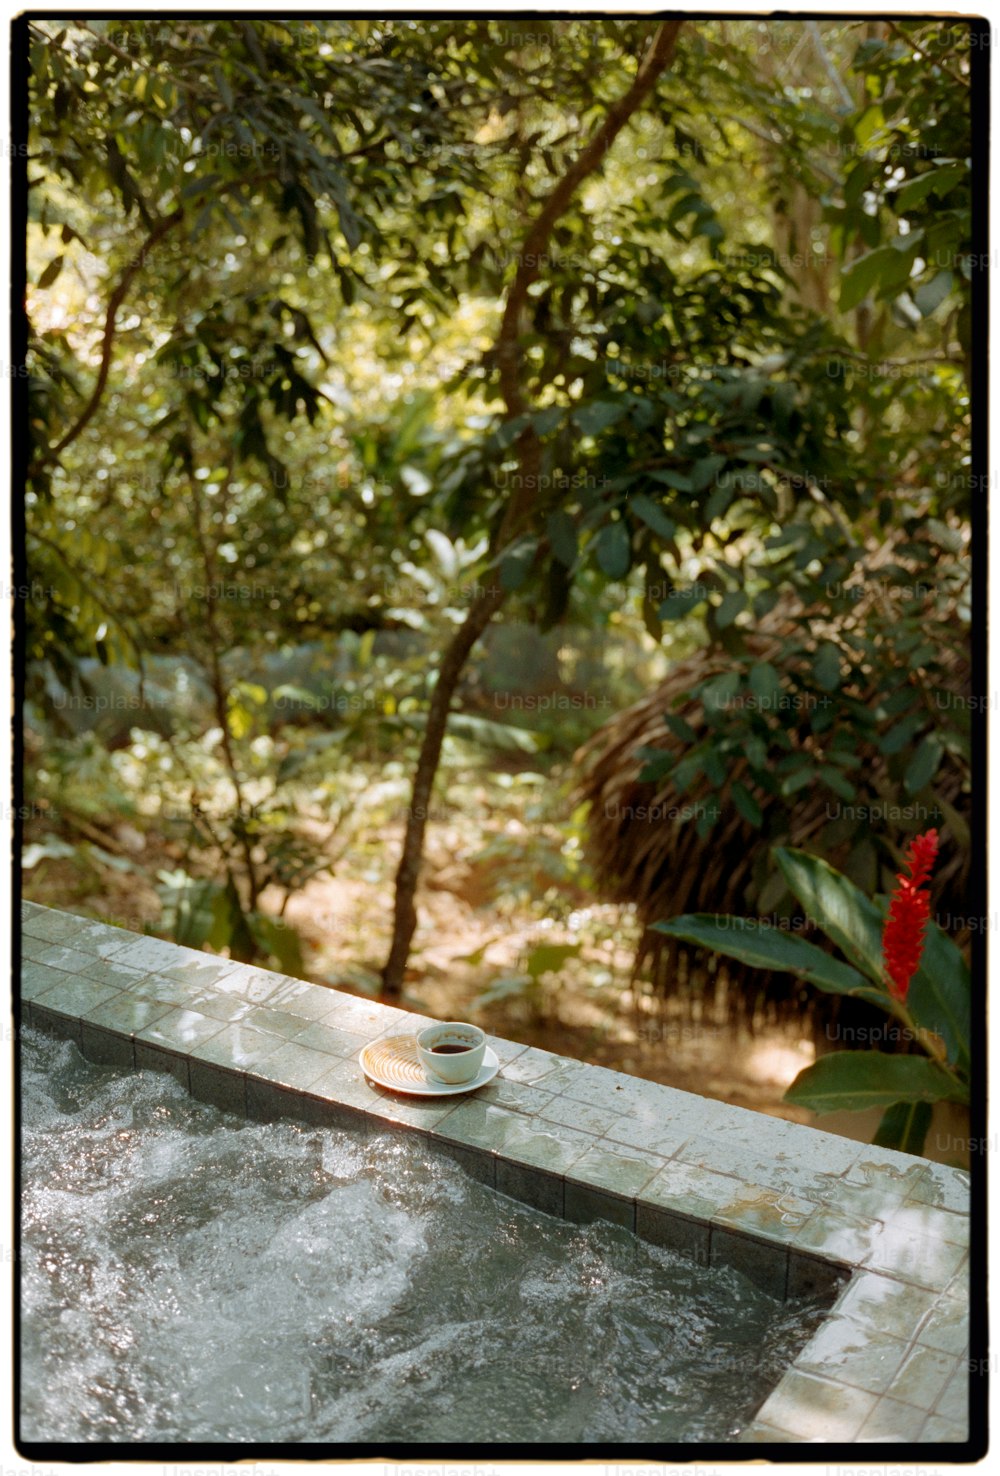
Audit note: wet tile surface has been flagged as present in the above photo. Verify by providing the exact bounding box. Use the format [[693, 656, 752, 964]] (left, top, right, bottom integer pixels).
[[19, 901, 973, 1448]]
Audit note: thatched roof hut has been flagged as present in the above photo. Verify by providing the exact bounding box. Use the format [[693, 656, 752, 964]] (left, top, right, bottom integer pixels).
[[574, 599, 970, 1030]]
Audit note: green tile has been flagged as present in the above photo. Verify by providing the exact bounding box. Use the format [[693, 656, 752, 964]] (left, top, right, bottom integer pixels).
[[884, 1345, 960, 1410], [857, 1394, 926, 1442], [80, 1023, 135, 1069], [428, 1138, 495, 1189], [32, 943, 101, 974], [601, 1110, 698, 1158], [539, 1094, 627, 1138], [933, 1369, 969, 1426], [921, 1413, 968, 1442], [289, 1019, 370, 1058], [564, 1180, 634, 1230], [136, 1007, 225, 1054], [102, 934, 192, 973], [483, 1034, 529, 1067], [712, 1185, 818, 1247], [255, 1039, 338, 1092], [478, 1077, 556, 1117], [793, 1314, 910, 1394], [753, 1368, 877, 1441], [363, 1080, 465, 1131], [81, 957, 148, 990], [495, 1159, 563, 1217], [793, 1206, 883, 1265], [24, 972, 120, 1018], [886, 1201, 970, 1247], [241, 1003, 322, 1041], [909, 1161, 971, 1214], [151, 954, 243, 989], [640, 1160, 757, 1222], [264, 978, 343, 1021], [319, 994, 411, 1037], [20, 907, 91, 943], [635, 1203, 711, 1266], [82, 995, 173, 1037], [787, 1252, 847, 1301], [202, 963, 288, 1005], [710, 1227, 787, 1298], [916, 1296, 969, 1356], [864, 1225, 967, 1291], [19, 934, 52, 962], [189, 1060, 246, 1115], [189, 1021, 285, 1072], [435, 1098, 592, 1174], [31, 1005, 81, 1041], [134, 1041, 191, 1089], [832, 1270, 938, 1340], [565, 1141, 665, 1200], [498, 1045, 570, 1085], [20, 961, 84, 1003]]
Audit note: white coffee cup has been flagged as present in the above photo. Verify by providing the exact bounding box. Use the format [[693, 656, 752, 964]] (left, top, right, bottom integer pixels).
[[416, 1022, 486, 1084]]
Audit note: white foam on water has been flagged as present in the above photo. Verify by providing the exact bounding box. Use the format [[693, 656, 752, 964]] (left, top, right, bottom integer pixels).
[[21, 1028, 829, 1443]]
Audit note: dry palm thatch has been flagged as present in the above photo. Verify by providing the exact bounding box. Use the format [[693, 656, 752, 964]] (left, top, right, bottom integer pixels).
[[574, 591, 971, 1031]]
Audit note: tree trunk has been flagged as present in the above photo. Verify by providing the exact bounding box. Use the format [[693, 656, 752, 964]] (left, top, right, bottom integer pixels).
[[380, 20, 684, 994]]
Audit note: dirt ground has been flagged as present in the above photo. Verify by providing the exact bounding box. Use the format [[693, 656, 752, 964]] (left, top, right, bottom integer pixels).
[[26, 811, 970, 1170]]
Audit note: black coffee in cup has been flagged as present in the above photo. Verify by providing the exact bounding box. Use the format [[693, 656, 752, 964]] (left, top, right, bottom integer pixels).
[[431, 1043, 471, 1054]]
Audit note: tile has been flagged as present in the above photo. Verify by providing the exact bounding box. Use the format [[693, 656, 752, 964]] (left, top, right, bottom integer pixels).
[[538, 1094, 627, 1138], [639, 1160, 752, 1222], [478, 1077, 556, 1117], [915, 1296, 970, 1356], [254, 1040, 338, 1093], [793, 1314, 910, 1395], [710, 1227, 787, 1298], [32, 943, 103, 974], [150, 954, 242, 989], [239, 1003, 327, 1041], [80, 1023, 135, 1069], [601, 1110, 698, 1158], [564, 1180, 635, 1230], [19, 934, 53, 962], [565, 1141, 666, 1200], [20, 961, 85, 1003], [495, 1159, 563, 1217], [81, 957, 148, 990], [126, 972, 212, 1007], [943, 1255, 969, 1301], [30, 1005, 81, 1041], [497, 1045, 572, 1086], [678, 1132, 851, 1204], [857, 1395, 927, 1443], [307, 1059, 379, 1118], [20, 907, 95, 943], [167, 989, 253, 1024], [134, 1041, 191, 1089], [635, 1203, 711, 1266], [102, 934, 197, 972], [434, 1100, 592, 1175], [320, 993, 412, 1036], [909, 1161, 971, 1214], [289, 1019, 371, 1058], [921, 1413, 968, 1442], [263, 978, 344, 1022], [483, 1034, 529, 1067], [82, 995, 173, 1037], [787, 1252, 847, 1301], [885, 1201, 970, 1248], [831, 1270, 938, 1340], [933, 1369, 969, 1426], [884, 1345, 960, 1411], [864, 1225, 968, 1291], [712, 1185, 818, 1247], [203, 963, 289, 1005], [752, 1368, 877, 1441], [836, 1160, 930, 1220], [136, 1008, 226, 1054], [23, 972, 120, 1018], [738, 1421, 802, 1444], [189, 1060, 246, 1115], [362, 1081, 464, 1131], [427, 1138, 495, 1189], [793, 1206, 883, 1265], [189, 1021, 285, 1072]]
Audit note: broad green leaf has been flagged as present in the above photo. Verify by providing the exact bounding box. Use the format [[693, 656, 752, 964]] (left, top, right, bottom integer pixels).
[[905, 732, 944, 794], [874, 1100, 933, 1155], [715, 590, 746, 628], [775, 847, 884, 981], [37, 255, 64, 290], [813, 641, 842, 692], [731, 781, 762, 828], [546, 510, 578, 568], [913, 270, 953, 317], [652, 914, 884, 1001], [905, 920, 971, 1074], [574, 399, 627, 437], [784, 1053, 967, 1114], [595, 520, 631, 579], [630, 493, 676, 539]]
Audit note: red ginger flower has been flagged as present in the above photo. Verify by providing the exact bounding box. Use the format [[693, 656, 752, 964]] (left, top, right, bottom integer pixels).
[[882, 829, 939, 1002]]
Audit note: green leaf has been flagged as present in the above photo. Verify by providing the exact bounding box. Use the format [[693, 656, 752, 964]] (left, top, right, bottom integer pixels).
[[749, 661, 782, 705], [905, 733, 944, 794], [894, 164, 965, 212], [906, 921, 971, 1075], [813, 641, 842, 692], [715, 590, 746, 629], [731, 782, 762, 828], [651, 915, 884, 1001], [874, 1100, 933, 1155], [775, 847, 884, 981], [37, 255, 65, 290], [784, 1053, 967, 1115], [839, 243, 917, 312], [630, 493, 676, 539], [595, 520, 631, 579], [546, 510, 578, 568], [913, 270, 953, 317], [691, 453, 727, 492], [574, 399, 627, 437]]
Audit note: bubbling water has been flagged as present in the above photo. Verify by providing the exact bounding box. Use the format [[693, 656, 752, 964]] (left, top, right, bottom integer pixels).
[[21, 1028, 829, 1444]]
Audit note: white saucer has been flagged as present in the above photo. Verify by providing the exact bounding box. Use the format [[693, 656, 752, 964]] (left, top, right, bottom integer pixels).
[[360, 1034, 500, 1096]]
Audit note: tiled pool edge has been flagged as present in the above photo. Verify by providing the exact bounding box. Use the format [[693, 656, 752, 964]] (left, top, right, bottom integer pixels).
[[17, 903, 972, 1447]]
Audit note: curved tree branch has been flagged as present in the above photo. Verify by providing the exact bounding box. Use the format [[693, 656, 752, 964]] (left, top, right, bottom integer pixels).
[[381, 21, 685, 992]]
